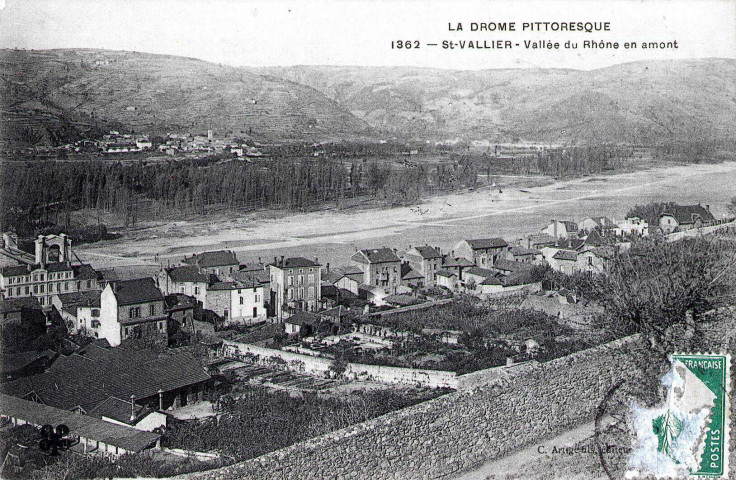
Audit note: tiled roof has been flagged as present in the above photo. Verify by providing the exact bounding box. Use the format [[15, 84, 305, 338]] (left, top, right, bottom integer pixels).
[[435, 269, 456, 278], [400, 264, 424, 280], [480, 276, 503, 286], [110, 278, 164, 306], [0, 393, 160, 453], [510, 245, 541, 256], [442, 256, 475, 268], [1, 264, 32, 276], [465, 266, 498, 278], [1, 347, 210, 413], [239, 262, 266, 273], [231, 270, 269, 285], [0, 296, 42, 313], [0, 350, 54, 374], [167, 265, 210, 283], [661, 204, 715, 225], [412, 245, 443, 259], [351, 248, 401, 264], [553, 250, 578, 261], [88, 395, 147, 425], [183, 250, 239, 268], [285, 311, 323, 326], [271, 257, 321, 269], [72, 264, 98, 280], [55, 290, 101, 308], [561, 221, 578, 232], [45, 262, 75, 273], [465, 238, 508, 249]]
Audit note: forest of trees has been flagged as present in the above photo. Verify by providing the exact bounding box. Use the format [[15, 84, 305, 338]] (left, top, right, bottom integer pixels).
[[1, 144, 634, 236]]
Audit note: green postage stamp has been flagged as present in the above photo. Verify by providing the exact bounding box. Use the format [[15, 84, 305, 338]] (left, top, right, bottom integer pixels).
[[628, 353, 731, 478]]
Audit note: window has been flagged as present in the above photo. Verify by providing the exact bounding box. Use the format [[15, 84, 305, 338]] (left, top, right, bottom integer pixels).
[[238, 289, 242, 294], [308, 274, 314, 283], [25, 286, 30, 295], [149, 304, 156, 316], [255, 295, 260, 303], [239, 297, 244, 305], [64, 282, 68, 291], [223, 309, 229, 320], [253, 307, 258, 318], [288, 276, 293, 286], [80, 319, 83, 325], [179, 286, 185, 293], [287, 288, 293, 300], [129, 307, 141, 318], [308, 286, 314, 298], [86, 280, 91, 289], [39, 284, 44, 293], [125, 327, 129, 336], [194, 286, 199, 295], [91, 309, 100, 317], [39, 297, 44, 305], [298, 275, 303, 285], [39, 273, 44, 281], [49, 283, 54, 293], [588, 257, 593, 266]]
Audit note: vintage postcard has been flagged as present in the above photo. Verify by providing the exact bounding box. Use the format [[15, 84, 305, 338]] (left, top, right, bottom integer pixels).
[[0, 0, 734, 479]]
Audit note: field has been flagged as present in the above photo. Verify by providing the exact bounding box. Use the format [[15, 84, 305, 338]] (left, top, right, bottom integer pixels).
[[74, 160, 736, 269]]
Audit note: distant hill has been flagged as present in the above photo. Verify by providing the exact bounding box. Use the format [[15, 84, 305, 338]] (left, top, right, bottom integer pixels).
[[2, 50, 734, 148], [0, 49, 373, 147], [262, 59, 736, 145]]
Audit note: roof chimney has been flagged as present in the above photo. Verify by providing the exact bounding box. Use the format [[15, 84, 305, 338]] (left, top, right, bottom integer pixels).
[[130, 395, 136, 422]]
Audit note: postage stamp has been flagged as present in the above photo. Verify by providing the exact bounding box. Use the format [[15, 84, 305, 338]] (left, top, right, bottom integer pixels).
[[627, 353, 731, 478]]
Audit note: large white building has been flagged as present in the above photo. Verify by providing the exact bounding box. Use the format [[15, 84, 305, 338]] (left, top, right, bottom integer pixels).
[[0, 233, 99, 308]]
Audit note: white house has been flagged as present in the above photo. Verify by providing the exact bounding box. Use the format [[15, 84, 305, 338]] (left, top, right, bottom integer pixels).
[[99, 278, 167, 347]]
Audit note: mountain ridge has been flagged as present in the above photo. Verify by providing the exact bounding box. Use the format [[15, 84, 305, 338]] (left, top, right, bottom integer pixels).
[[2, 48, 734, 147]]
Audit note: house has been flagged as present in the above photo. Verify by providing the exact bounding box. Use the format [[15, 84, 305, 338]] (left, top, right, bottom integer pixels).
[[401, 245, 444, 286], [578, 217, 618, 235], [453, 238, 510, 268], [182, 250, 239, 279], [434, 269, 458, 291], [509, 245, 544, 264], [614, 217, 649, 237], [99, 278, 167, 347], [0, 394, 161, 457], [462, 267, 504, 295], [1, 342, 211, 413], [541, 248, 579, 275], [284, 311, 323, 335], [158, 265, 211, 307], [52, 290, 102, 337], [205, 280, 266, 325], [541, 220, 579, 240], [321, 267, 362, 296], [400, 263, 425, 288], [269, 257, 322, 320], [0, 234, 98, 308], [659, 204, 715, 234], [440, 256, 475, 281], [87, 395, 167, 432], [350, 248, 402, 293]]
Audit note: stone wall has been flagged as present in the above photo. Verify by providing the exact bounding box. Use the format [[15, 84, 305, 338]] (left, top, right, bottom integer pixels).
[[189, 313, 736, 480], [221, 340, 458, 388]]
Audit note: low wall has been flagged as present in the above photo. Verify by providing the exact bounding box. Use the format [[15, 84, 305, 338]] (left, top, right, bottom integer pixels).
[[221, 340, 458, 388]]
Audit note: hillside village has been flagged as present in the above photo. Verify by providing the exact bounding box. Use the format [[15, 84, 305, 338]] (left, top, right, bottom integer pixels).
[[0, 196, 733, 476]]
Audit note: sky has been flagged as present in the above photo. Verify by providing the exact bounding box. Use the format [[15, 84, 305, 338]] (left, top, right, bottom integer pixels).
[[0, 0, 734, 70]]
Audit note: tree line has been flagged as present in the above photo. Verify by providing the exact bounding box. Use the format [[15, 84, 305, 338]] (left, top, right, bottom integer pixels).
[[2, 144, 637, 236]]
